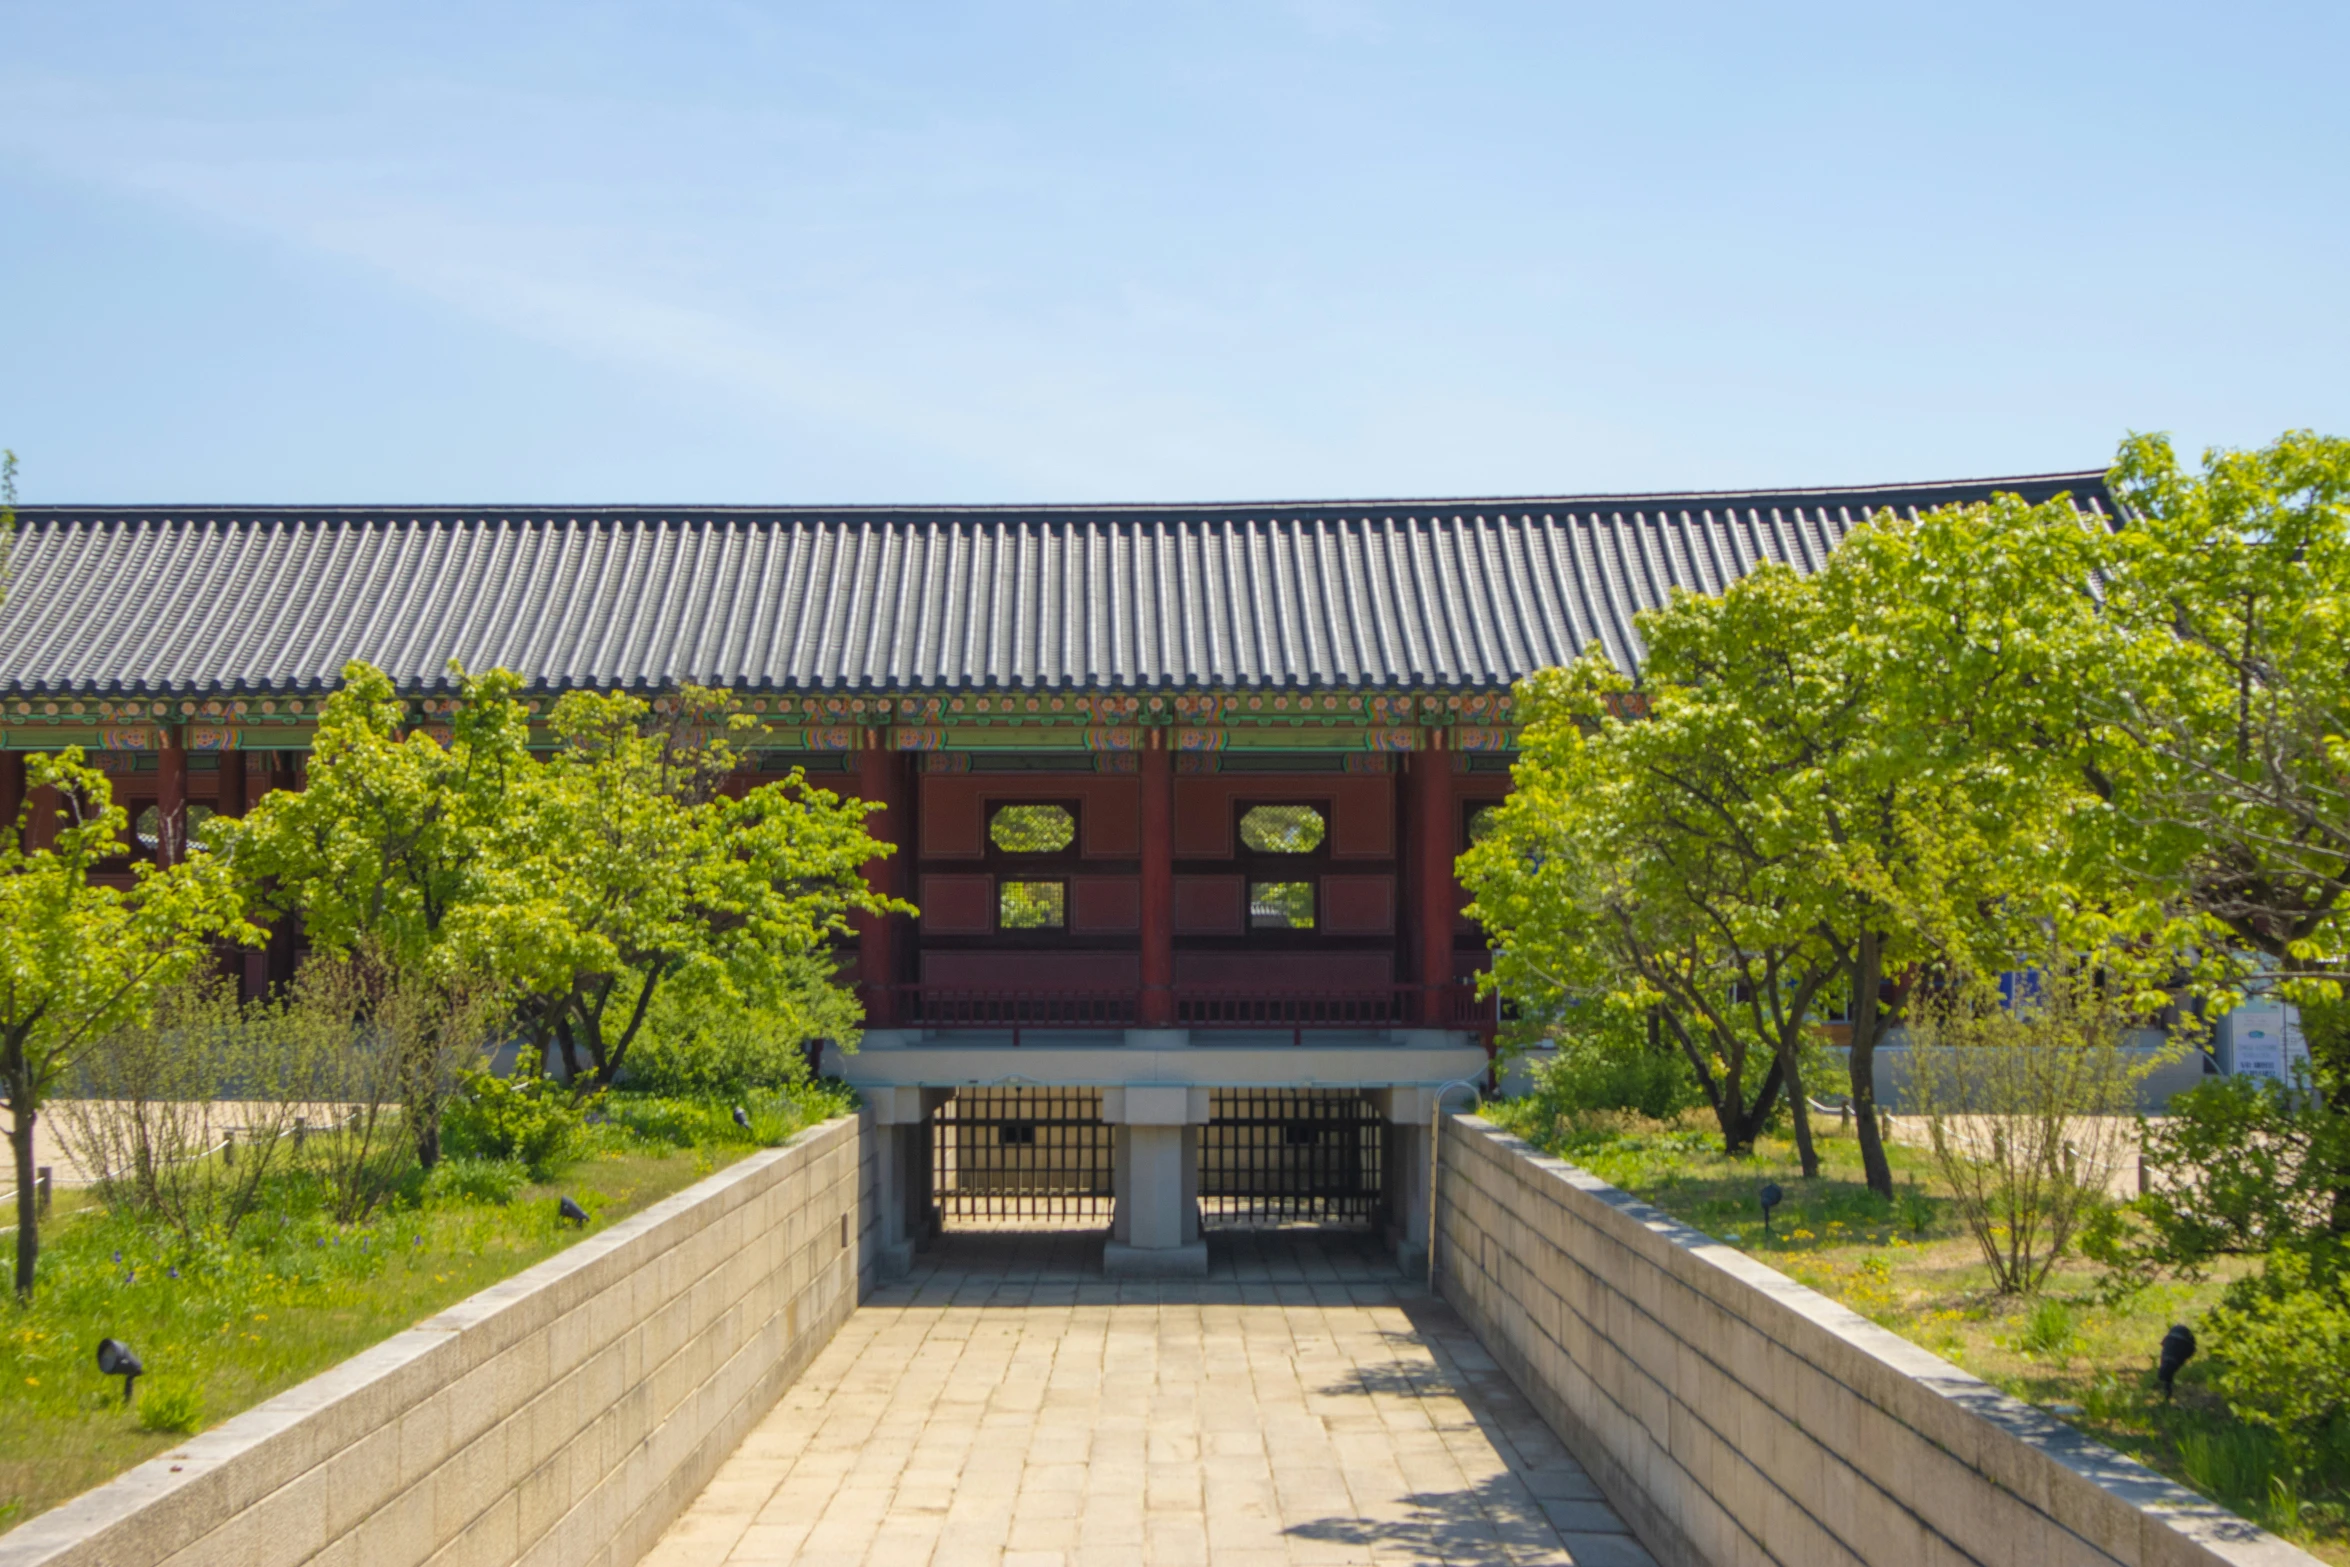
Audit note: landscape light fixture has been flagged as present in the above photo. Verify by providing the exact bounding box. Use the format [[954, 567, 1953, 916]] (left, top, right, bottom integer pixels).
[[95, 1338, 144, 1405], [1759, 1183, 1784, 1234], [732, 1106, 751, 1132], [557, 1196, 590, 1228], [2157, 1324, 2197, 1401]]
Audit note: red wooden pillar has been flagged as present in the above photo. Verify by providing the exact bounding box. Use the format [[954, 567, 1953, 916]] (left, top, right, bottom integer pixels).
[[157, 727, 187, 868], [1139, 735, 1174, 1027], [222, 748, 260, 998], [265, 754, 301, 993], [0, 753, 21, 849], [24, 779, 60, 851], [1413, 734, 1456, 1024], [857, 733, 900, 1027]]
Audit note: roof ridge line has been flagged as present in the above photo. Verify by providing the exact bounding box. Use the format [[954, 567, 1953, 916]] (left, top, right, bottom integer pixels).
[[7, 470, 2110, 520]]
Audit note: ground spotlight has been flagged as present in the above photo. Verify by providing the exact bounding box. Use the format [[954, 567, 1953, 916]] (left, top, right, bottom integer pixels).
[[558, 1196, 590, 1228], [2157, 1324, 2196, 1401], [1759, 1183, 1784, 1234], [95, 1338, 144, 1406]]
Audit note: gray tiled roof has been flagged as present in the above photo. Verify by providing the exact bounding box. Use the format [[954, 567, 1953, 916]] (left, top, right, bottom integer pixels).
[[0, 474, 2110, 697]]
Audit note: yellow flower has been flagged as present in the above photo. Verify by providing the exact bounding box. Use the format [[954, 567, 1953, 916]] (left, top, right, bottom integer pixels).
[[24, 1377, 37, 1387]]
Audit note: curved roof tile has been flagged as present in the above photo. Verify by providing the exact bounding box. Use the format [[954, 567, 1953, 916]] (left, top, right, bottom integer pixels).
[[0, 474, 2110, 696]]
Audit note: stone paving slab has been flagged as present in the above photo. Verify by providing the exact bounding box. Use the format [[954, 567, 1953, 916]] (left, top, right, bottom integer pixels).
[[643, 1230, 1650, 1567]]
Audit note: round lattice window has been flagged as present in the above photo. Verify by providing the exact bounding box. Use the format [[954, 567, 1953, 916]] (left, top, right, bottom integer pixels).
[[1239, 804, 1325, 854], [990, 803, 1075, 854]]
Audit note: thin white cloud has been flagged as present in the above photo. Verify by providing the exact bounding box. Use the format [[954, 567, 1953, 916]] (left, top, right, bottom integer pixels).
[[0, 76, 1369, 498]]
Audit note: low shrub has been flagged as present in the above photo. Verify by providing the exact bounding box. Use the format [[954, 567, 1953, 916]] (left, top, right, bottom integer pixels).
[[2177, 1426, 2291, 1510], [599, 1082, 854, 1151], [599, 1095, 716, 1149], [2017, 1298, 2078, 1360], [1901, 968, 2150, 1294], [443, 1069, 596, 1177], [1517, 1036, 1704, 1124], [2206, 1244, 2350, 1476], [621, 960, 861, 1098], [2130, 1074, 2345, 1273], [136, 1381, 206, 1436], [419, 1156, 531, 1207]]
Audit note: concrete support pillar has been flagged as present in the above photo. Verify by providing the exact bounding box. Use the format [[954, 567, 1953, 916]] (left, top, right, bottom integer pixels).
[[1411, 739, 1455, 1024], [865, 1086, 948, 1277], [1384, 1123, 1431, 1273], [157, 726, 187, 868], [856, 737, 901, 1027], [1139, 737, 1174, 1026], [1102, 1084, 1209, 1276], [1374, 1088, 1436, 1271]]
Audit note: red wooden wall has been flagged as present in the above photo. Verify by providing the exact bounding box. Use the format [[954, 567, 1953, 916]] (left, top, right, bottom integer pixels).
[[909, 766, 1413, 996]]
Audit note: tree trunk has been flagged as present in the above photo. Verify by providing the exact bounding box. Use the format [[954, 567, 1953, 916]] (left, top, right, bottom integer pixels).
[[589, 969, 665, 1091], [1719, 1054, 1787, 1156], [1780, 1039, 1820, 1178], [553, 1015, 584, 1084], [410, 1014, 445, 1172], [1847, 930, 1895, 1200], [10, 1098, 37, 1301]]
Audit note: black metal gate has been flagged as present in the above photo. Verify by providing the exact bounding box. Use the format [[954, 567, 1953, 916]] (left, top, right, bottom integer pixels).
[[1198, 1090, 1384, 1228], [932, 1088, 1114, 1227]]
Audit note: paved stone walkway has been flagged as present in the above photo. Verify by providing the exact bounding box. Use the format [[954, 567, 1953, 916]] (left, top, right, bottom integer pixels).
[[645, 1230, 1651, 1567]]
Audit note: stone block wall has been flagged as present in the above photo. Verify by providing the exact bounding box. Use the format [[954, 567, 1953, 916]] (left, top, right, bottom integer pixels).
[[1434, 1114, 2315, 1567], [0, 1114, 876, 1567]]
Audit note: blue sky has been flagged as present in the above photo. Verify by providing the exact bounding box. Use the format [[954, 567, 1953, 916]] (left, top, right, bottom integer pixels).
[[2, 2, 2343, 505]]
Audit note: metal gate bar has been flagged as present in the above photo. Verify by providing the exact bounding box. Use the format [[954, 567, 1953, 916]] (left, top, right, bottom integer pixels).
[[932, 1088, 1114, 1228], [1199, 1090, 1384, 1229]]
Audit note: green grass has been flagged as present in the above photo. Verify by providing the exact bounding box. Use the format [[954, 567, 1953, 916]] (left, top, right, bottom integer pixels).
[[1485, 1102, 2350, 1560], [0, 1084, 852, 1532]]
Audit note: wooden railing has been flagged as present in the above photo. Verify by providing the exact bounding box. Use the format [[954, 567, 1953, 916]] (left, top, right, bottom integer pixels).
[[886, 987, 1138, 1031], [1176, 990, 1413, 1029]]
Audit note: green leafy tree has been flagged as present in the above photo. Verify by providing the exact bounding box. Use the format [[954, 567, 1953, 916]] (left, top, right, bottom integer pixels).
[[1798, 490, 2145, 1196], [495, 686, 903, 1090], [222, 662, 533, 1167], [1463, 653, 1825, 1161], [2093, 432, 2350, 1241], [2100, 430, 2350, 988], [1467, 490, 2149, 1190], [0, 752, 255, 1297]]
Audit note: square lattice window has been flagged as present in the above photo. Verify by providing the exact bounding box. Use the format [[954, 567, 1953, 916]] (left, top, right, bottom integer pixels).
[[999, 879, 1067, 929], [1249, 881, 1315, 930]]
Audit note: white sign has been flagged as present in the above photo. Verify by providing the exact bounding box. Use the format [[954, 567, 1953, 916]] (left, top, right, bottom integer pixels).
[[2224, 999, 2309, 1082]]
